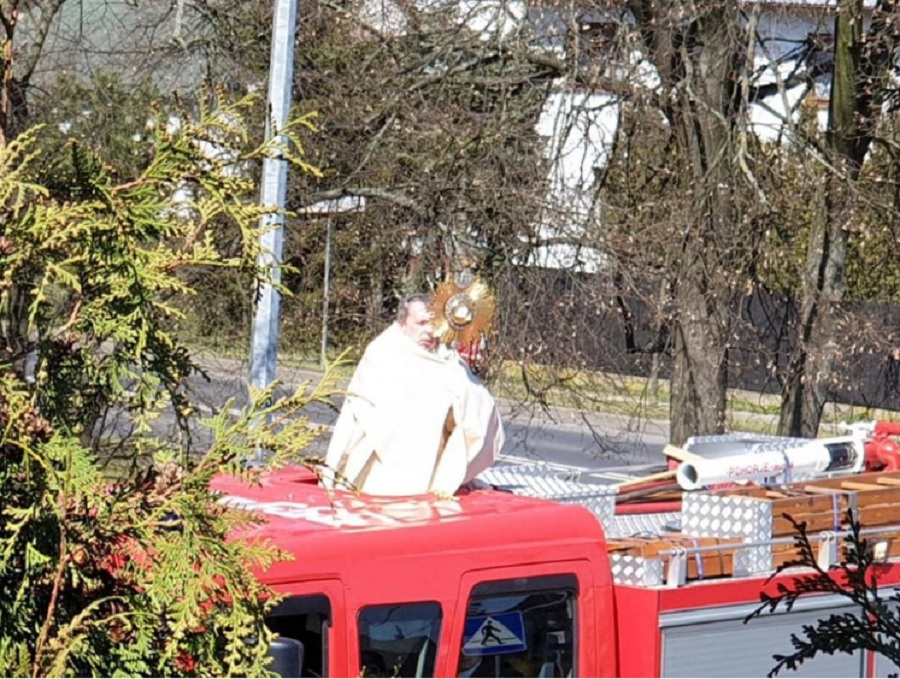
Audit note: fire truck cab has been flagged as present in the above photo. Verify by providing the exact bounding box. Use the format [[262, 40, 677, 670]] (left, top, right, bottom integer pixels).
[[214, 466, 614, 677], [212, 464, 900, 678]]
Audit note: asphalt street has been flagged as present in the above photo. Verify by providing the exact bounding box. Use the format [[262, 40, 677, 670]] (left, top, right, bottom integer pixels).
[[176, 367, 670, 480]]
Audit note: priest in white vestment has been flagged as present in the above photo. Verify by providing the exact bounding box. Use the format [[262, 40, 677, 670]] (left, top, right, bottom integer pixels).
[[322, 293, 504, 496]]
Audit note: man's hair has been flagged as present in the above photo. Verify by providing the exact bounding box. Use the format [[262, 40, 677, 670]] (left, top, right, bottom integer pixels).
[[396, 293, 431, 324]]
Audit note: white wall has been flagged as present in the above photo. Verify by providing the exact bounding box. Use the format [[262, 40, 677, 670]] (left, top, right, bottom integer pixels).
[[528, 86, 617, 272], [530, 3, 856, 271]]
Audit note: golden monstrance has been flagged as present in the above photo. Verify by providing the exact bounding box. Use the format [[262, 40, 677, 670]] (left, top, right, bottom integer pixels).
[[431, 273, 496, 347]]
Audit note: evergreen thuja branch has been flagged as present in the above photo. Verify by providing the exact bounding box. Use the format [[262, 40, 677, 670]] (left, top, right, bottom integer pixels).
[[746, 510, 900, 675], [2, 88, 322, 676], [42, 597, 137, 676], [32, 454, 73, 677], [873, 591, 900, 645]]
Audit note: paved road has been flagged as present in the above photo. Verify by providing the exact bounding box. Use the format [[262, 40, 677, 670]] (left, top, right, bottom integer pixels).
[[178, 364, 670, 478]]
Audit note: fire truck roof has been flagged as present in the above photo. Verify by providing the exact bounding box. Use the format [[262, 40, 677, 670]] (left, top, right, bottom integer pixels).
[[211, 465, 608, 585]]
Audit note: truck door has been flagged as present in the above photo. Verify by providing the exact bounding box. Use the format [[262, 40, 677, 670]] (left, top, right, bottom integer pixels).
[[446, 561, 606, 678], [265, 579, 348, 678]]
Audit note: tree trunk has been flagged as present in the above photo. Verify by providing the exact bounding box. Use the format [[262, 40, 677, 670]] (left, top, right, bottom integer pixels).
[[670, 281, 729, 444], [779, 177, 848, 436], [667, 2, 742, 445], [779, 0, 866, 436]]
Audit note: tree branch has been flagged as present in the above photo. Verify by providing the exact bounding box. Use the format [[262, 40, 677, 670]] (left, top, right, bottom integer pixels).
[[18, 0, 67, 86]]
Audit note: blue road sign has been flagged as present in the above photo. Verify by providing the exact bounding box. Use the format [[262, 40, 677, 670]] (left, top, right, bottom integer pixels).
[[462, 612, 527, 656]]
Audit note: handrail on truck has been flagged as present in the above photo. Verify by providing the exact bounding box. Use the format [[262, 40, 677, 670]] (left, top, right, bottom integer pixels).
[[656, 522, 900, 588]]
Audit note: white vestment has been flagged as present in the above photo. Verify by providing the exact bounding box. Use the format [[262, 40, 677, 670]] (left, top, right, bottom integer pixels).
[[322, 323, 504, 496]]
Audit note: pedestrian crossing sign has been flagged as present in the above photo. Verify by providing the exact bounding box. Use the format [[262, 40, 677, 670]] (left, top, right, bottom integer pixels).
[[462, 612, 527, 656]]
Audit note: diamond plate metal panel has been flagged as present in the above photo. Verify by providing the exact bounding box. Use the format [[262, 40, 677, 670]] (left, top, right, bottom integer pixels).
[[610, 554, 665, 586], [478, 464, 617, 528], [684, 433, 799, 459], [682, 492, 773, 575], [607, 511, 682, 539]]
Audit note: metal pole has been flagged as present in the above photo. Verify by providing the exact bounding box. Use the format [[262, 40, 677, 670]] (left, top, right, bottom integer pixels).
[[320, 218, 333, 369], [249, 0, 298, 397]]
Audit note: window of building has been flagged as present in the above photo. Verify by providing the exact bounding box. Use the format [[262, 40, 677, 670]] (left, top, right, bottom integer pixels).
[[456, 574, 577, 678], [266, 594, 332, 677], [358, 601, 442, 678]]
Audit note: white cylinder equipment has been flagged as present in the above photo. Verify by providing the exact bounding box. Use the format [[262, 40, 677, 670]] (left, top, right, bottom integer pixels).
[[676, 437, 863, 491]]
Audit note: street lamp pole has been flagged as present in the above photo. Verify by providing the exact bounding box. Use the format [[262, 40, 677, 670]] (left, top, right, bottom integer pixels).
[[249, 0, 299, 410]]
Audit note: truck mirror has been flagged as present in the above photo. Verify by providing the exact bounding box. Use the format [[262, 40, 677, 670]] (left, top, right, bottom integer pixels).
[[267, 637, 305, 678]]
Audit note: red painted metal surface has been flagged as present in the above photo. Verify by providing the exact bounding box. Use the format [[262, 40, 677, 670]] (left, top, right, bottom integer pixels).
[[212, 466, 617, 676], [213, 457, 900, 677], [612, 586, 663, 678], [613, 563, 900, 677], [865, 423, 900, 471]]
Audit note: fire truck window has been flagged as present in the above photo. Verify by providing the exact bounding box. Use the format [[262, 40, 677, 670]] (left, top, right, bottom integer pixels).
[[457, 575, 577, 678], [358, 601, 442, 678], [266, 594, 332, 677]]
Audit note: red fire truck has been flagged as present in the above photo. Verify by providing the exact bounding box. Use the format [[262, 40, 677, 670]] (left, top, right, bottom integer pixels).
[[211, 435, 900, 679]]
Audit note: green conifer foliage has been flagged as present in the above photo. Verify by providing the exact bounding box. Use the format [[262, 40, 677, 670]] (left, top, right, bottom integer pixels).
[[0, 91, 325, 677]]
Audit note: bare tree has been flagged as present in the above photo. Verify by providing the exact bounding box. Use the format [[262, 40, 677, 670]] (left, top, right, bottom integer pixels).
[[15, 0, 900, 451], [779, 0, 900, 436], [1, 0, 69, 141]]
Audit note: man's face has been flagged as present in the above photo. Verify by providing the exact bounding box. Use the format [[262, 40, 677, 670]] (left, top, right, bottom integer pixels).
[[401, 300, 436, 351]]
